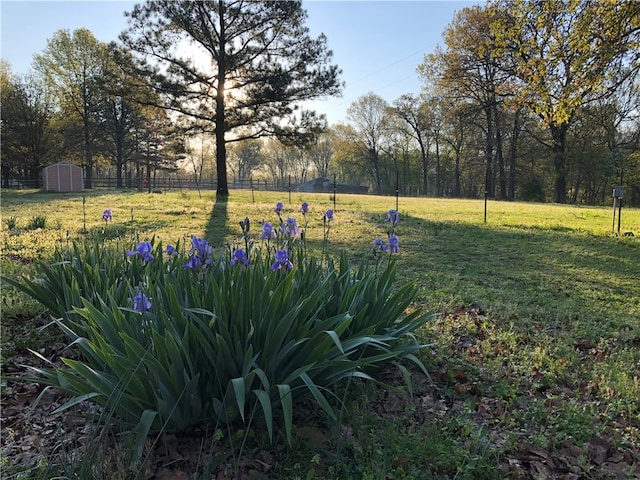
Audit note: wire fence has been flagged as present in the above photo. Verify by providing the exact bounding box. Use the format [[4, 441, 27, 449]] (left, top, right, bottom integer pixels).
[[2, 177, 285, 192], [90, 177, 293, 192], [1, 176, 371, 195]]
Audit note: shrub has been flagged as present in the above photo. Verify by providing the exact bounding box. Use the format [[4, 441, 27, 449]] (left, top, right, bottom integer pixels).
[[5, 210, 433, 455]]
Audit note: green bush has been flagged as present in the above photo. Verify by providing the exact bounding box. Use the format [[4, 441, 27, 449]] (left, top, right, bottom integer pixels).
[[5, 235, 433, 454]]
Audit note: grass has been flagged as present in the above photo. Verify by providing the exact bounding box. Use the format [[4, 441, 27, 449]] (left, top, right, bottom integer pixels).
[[2, 188, 639, 479]]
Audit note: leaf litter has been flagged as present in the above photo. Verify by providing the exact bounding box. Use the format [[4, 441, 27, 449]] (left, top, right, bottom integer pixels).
[[2, 308, 639, 479]]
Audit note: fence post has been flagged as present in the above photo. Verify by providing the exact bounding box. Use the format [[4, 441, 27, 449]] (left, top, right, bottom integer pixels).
[[333, 174, 337, 212]]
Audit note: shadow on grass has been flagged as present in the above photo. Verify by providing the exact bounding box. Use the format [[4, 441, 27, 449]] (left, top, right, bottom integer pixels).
[[354, 210, 639, 332], [205, 195, 231, 247], [1, 188, 140, 206], [195, 197, 639, 341]]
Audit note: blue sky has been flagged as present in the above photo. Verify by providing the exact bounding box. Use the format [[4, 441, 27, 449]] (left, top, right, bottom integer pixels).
[[1, 0, 477, 125]]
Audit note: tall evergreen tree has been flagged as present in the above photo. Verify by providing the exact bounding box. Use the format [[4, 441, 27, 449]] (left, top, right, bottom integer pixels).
[[98, 50, 152, 188], [117, 0, 342, 196]]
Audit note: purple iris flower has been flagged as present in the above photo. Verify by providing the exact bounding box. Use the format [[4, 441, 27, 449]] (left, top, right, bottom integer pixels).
[[299, 202, 309, 215], [388, 235, 399, 253], [102, 209, 112, 222], [132, 293, 152, 313], [282, 217, 300, 237], [271, 249, 293, 271], [274, 201, 285, 215], [230, 248, 250, 267], [372, 237, 387, 252], [163, 244, 176, 255], [323, 209, 334, 222], [189, 236, 213, 259], [183, 237, 213, 269], [259, 222, 277, 240], [183, 256, 202, 270], [127, 241, 155, 262], [385, 209, 399, 226]]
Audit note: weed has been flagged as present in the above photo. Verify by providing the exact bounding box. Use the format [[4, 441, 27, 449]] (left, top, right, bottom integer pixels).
[[27, 215, 47, 230], [4, 216, 19, 230]]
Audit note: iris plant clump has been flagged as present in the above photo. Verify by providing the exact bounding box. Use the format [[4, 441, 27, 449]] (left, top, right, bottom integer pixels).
[[372, 209, 400, 257], [7, 200, 433, 454]]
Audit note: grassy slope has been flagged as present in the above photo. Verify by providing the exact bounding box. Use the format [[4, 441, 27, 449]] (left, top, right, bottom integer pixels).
[[2, 189, 639, 479]]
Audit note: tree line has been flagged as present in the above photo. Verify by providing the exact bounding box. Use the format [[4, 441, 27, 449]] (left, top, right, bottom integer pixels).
[[333, 1, 639, 205], [2, 1, 639, 205]]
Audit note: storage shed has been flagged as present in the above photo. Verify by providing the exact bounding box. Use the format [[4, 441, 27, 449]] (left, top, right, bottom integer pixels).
[[43, 162, 83, 192]]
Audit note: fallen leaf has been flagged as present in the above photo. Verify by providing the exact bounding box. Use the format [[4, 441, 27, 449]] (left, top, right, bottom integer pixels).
[[154, 468, 189, 480]]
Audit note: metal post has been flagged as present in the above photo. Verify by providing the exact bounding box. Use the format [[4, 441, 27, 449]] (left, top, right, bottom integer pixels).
[[618, 197, 622, 234], [395, 169, 399, 212], [612, 186, 624, 234], [333, 174, 337, 212], [484, 190, 488, 224], [82, 195, 87, 233]]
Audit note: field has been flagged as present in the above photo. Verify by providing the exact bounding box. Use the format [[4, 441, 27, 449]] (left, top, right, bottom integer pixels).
[[2, 188, 639, 479]]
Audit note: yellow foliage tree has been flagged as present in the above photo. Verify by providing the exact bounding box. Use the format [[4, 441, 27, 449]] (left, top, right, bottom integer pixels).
[[490, 0, 639, 203]]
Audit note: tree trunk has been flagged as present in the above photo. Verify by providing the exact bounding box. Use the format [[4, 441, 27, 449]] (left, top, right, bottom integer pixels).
[[116, 126, 124, 188], [115, 102, 126, 189], [116, 159, 123, 188], [496, 123, 506, 200], [215, 105, 228, 196], [2, 164, 10, 188], [215, 0, 229, 197], [417, 131, 429, 196], [30, 160, 41, 188], [421, 145, 429, 195], [454, 147, 462, 197], [84, 117, 93, 189], [484, 105, 494, 198], [435, 137, 441, 197], [372, 149, 382, 194], [572, 176, 581, 204], [550, 123, 568, 203], [507, 109, 520, 201]]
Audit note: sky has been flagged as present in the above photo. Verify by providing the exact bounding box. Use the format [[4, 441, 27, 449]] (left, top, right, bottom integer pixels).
[[1, 0, 478, 125]]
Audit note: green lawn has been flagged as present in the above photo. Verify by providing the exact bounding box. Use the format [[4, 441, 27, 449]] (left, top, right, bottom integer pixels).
[[2, 189, 639, 479]]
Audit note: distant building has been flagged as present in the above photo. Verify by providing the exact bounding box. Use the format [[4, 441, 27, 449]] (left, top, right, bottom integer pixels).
[[298, 177, 331, 193], [43, 162, 83, 192], [297, 177, 368, 194]]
